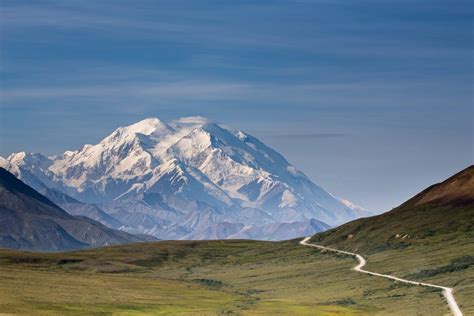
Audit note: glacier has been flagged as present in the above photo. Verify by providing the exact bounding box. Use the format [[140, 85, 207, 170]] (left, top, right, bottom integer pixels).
[[1, 117, 369, 240]]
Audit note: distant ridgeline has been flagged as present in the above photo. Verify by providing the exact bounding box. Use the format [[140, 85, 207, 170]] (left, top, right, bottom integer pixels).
[[0, 167, 145, 251]]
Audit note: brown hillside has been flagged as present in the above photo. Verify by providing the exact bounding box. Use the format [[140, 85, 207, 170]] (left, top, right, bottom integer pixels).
[[310, 165, 474, 254]]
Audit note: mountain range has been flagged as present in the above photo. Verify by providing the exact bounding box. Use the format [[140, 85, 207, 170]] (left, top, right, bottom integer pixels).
[[0, 167, 143, 251], [1, 117, 368, 240]]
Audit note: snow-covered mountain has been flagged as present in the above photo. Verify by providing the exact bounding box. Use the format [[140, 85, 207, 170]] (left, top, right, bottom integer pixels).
[[1, 117, 368, 240]]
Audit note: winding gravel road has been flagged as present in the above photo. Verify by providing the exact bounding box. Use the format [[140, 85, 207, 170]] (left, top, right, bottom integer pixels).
[[300, 237, 463, 316]]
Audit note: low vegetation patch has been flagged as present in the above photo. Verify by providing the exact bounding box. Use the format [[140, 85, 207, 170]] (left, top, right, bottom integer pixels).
[[325, 298, 356, 306], [127, 252, 169, 267], [192, 278, 226, 289], [4, 255, 50, 265], [56, 258, 84, 265], [406, 256, 474, 279]]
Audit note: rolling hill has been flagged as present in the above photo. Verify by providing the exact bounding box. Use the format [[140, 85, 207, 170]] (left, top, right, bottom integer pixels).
[[309, 165, 474, 314], [310, 165, 474, 253]]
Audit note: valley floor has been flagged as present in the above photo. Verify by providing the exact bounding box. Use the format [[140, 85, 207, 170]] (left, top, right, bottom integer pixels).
[[1, 239, 469, 315]]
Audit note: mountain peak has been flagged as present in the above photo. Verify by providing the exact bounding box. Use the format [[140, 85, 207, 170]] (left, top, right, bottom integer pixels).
[[7, 151, 27, 162], [7, 152, 51, 169], [101, 117, 174, 146], [0, 156, 20, 176], [4, 117, 365, 239], [122, 117, 172, 136]]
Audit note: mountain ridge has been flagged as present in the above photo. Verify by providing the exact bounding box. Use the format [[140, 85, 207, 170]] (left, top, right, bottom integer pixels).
[[0, 167, 145, 251], [401, 165, 474, 207], [1, 117, 369, 240]]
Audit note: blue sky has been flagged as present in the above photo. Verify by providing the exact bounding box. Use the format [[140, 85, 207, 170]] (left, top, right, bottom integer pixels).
[[0, 0, 472, 211]]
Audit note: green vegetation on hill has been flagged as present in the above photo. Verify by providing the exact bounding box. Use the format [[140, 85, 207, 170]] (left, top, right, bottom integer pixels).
[[0, 239, 452, 315], [311, 203, 473, 253], [311, 166, 473, 253], [310, 165, 474, 314]]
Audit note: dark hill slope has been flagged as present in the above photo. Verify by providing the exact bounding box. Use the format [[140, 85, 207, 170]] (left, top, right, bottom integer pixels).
[[0, 168, 143, 252], [311, 165, 474, 253]]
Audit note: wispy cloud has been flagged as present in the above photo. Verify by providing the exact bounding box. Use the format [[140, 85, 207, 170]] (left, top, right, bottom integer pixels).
[[3, 77, 470, 111], [261, 132, 346, 139], [1, 5, 184, 32], [1, 81, 252, 101], [3, 1, 469, 57]]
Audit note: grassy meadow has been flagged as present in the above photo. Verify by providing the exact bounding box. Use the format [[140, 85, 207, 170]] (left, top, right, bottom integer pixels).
[[0, 239, 460, 315], [364, 232, 474, 315]]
